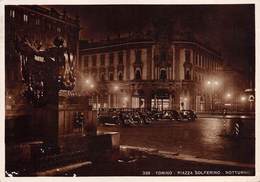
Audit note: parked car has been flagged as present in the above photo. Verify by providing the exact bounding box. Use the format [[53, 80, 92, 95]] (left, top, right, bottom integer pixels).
[[162, 110, 181, 121], [118, 111, 142, 126], [179, 110, 197, 121], [150, 110, 181, 121], [97, 112, 121, 126], [131, 112, 144, 125], [97, 110, 153, 127], [139, 112, 152, 124], [151, 111, 164, 120]]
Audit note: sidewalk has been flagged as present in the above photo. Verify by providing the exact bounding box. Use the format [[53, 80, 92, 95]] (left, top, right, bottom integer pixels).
[[197, 113, 255, 119], [33, 145, 255, 176]]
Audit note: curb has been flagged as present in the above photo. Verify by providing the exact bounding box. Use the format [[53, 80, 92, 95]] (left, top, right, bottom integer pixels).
[[34, 161, 92, 176], [120, 145, 255, 169]]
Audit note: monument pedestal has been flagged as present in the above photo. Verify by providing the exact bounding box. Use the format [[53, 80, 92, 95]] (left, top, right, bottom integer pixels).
[[32, 105, 59, 153]]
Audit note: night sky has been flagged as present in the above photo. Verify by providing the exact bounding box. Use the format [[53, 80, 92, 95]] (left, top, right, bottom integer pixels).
[[48, 5, 255, 78]]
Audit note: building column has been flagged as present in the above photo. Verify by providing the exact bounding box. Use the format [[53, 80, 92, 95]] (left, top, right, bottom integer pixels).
[[154, 95, 157, 110], [155, 67, 158, 80], [174, 91, 181, 110], [169, 94, 173, 110], [161, 99, 164, 111], [111, 94, 115, 108], [130, 95, 133, 108], [144, 94, 151, 110], [113, 94, 117, 108], [108, 94, 111, 108]]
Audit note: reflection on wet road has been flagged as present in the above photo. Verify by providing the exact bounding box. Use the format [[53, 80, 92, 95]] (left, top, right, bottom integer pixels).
[[98, 117, 255, 164]]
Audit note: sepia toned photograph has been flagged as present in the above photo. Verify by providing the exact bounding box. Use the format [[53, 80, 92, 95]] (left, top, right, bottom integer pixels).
[[3, 3, 256, 178]]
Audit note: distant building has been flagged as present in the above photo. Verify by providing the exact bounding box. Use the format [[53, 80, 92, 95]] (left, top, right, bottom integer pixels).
[[221, 65, 249, 111], [79, 30, 223, 111]]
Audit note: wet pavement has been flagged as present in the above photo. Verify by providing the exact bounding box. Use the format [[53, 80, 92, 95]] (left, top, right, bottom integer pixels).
[[98, 117, 255, 164], [56, 154, 254, 176], [34, 116, 256, 176]]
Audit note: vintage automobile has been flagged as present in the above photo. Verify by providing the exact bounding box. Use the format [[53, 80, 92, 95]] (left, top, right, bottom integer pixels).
[[97, 111, 121, 126], [97, 111, 144, 127], [164, 110, 181, 121], [118, 111, 138, 126], [139, 112, 152, 124], [179, 110, 197, 121], [151, 110, 181, 121]]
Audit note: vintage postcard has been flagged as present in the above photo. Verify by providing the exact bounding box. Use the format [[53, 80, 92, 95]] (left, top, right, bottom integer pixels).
[[0, 1, 259, 181]]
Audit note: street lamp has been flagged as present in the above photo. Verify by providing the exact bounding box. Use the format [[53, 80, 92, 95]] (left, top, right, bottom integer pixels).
[[114, 85, 119, 108], [114, 85, 119, 91], [226, 93, 231, 98], [85, 79, 94, 94], [123, 96, 128, 108], [224, 93, 233, 111], [206, 79, 220, 112], [85, 79, 97, 111], [240, 96, 247, 112], [241, 96, 246, 101]]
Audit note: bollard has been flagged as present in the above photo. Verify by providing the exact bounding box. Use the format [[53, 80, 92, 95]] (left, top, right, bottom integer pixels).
[[223, 119, 227, 136], [234, 122, 240, 136], [232, 119, 242, 138]]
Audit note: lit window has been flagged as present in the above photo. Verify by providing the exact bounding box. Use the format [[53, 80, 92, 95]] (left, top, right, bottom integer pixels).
[[160, 69, 167, 81], [135, 70, 141, 80], [109, 72, 114, 81], [92, 55, 97, 66], [194, 52, 197, 65], [109, 53, 114, 65], [23, 14, 28, 23], [185, 50, 190, 63], [10, 10, 15, 18], [100, 73, 105, 81], [135, 50, 142, 64], [100, 54, 105, 66], [118, 72, 123, 81], [84, 56, 88, 68], [36, 18, 40, 25], [118, 52, 123, 64]]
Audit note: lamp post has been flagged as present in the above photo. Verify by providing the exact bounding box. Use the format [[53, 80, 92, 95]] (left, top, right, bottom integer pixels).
[[123, 96, 128, 108], [88, 82, 95, 108], [88, 83, 99, 112], [224, 93, 232, 112], [85, 79, 99, 135], [240, 96, 246, 112], [206, 80, 219, 112], [114, 85, 119, 108]]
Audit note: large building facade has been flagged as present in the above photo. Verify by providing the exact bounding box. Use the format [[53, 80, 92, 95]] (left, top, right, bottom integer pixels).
[[79, 32, 223, 111]]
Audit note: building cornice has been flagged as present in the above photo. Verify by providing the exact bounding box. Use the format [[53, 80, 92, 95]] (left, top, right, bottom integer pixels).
[[173, 41, 221, 59], [10, 5, 80, 29], [80, 40, 154, 53], [80, 39, 221, 59]]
